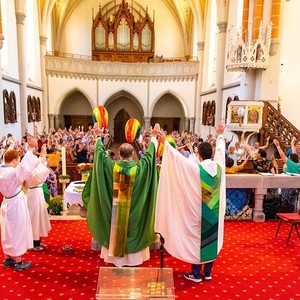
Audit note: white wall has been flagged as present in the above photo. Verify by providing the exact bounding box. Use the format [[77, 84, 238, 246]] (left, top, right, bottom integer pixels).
[[278, 0, 300, 130]]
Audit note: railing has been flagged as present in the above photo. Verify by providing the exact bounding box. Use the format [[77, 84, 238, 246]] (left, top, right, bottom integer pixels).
[[45, 51, 198, 63], [261, 102, 300, 151]]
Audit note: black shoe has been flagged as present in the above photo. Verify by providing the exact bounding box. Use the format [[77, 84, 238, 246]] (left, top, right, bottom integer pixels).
[[183, 272, 202, 283], [3, 258, 16, 268], [14, 261, 32, 272]]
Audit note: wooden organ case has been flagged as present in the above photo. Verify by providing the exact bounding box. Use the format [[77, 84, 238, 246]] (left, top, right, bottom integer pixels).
[[92, 0, 155, 62]]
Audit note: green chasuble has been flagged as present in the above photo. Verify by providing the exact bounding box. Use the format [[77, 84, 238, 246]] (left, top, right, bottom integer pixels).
[[82, 140, 158, 255]]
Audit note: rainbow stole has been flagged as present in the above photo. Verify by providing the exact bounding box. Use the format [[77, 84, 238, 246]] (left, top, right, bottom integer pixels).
[[108, 163, 137, 257], [199, 164, 222, 262]]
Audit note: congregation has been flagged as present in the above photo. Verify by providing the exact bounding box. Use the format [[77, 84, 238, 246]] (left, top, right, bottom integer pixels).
[[1, 124, 300, 276]]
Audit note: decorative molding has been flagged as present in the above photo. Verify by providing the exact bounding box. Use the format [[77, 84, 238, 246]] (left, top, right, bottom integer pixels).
[[40, 35, 47, 46], [0, 34, 4, 49], [217, 21, 227, 33], [45, 56, 199, 82], [16, 12, 26, 25], [197, 41, 204, 51]]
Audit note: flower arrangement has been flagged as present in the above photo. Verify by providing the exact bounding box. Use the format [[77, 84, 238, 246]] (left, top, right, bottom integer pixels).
[[76, 163, 93, 174], [76, 163, 93, 182]]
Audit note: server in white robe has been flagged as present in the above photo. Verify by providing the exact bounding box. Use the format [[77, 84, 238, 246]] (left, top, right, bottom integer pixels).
[[0, 137, 48, 271], [25, 144, 51, 251]]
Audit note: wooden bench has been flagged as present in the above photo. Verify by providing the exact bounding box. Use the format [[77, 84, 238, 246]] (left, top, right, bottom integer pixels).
[[275, 213, 300, 245]]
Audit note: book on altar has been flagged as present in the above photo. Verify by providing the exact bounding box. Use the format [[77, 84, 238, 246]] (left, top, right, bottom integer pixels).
[[259, 172, 274, 176]]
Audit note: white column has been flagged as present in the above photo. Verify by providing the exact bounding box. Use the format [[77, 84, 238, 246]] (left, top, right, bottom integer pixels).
[[40, 35, 49, 128], [0, 31, 4, 126], [16, 11, 27, 135], [215, 21, 228, 122], [195, 41, 204, 133], [189, 117, 196, 133], [48, 114, 55, 129], [143, 116, 151, 130]]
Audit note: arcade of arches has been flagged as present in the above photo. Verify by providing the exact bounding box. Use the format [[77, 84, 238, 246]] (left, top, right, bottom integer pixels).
[[60, 91, 185, 142]]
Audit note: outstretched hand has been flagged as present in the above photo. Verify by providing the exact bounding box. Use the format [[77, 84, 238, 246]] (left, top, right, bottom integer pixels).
[[27, 136, 38, 150], [215, 123, 225, 136]]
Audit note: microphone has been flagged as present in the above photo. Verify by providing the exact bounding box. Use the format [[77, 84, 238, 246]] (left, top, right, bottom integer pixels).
[[155, 232, 165, 245]]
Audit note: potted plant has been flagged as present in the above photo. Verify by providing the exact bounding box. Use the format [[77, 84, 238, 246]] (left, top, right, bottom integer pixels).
[[48, 195, 64, 215], [58, 174, 70, 184]]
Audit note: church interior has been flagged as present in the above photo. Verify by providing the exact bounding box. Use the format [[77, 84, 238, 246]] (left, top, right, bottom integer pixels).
[[1, 0, 300, 299]]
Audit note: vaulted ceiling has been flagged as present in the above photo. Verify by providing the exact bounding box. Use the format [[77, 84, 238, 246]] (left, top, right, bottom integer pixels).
[[39, 0, 207, 45]]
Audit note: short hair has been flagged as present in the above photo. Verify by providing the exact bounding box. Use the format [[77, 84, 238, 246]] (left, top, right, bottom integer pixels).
[[290, 153, 299, 163], [3, 149, 19, 164], [119, 143, 134, 159], [226, 156, 234, 168], [198, 142, 212, 160], [258, 148, 267, 158]]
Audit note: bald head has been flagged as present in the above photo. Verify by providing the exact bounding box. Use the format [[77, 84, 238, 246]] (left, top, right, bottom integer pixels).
[[119, 143, 134, 160]]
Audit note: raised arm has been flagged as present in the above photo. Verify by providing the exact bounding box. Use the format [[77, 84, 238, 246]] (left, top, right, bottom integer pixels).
[[273, 138, 287, 163], [291, 136, 297, 154]]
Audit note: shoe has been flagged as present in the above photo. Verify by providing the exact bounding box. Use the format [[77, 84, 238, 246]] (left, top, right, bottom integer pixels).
[[204, 275, 212, 281], [40, 243, 47, 248], [3, 258, 16, 268], [33, 246, 44, 251], [183, 272, 202, 283], [14, 261, 32, 272]]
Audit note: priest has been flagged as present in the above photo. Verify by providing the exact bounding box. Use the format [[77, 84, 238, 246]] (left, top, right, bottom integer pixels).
[[82, 124, 159, 267]]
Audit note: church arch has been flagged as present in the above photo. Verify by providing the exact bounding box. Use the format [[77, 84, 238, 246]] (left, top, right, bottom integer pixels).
[[105, 90, 144, 142], [151, 92, 186, 133], [58, 89, 93, 130]]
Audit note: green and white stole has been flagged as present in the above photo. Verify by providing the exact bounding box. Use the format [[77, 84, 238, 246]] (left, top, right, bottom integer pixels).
[[199, 164, 222, 262], [108, 163, 137, 257]]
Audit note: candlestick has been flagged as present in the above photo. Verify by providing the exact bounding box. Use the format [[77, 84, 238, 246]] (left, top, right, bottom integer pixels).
[[62, 146, 66, 175]]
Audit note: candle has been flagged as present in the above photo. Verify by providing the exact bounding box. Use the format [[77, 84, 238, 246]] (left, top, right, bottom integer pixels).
[[62, 146, 66, 175]]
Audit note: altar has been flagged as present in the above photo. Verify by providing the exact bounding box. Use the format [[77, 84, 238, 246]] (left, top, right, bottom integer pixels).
[[64, 181, 85, 207]]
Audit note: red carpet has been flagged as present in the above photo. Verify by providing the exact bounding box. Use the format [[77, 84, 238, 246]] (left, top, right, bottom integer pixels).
[[1, 220, 300, 300]]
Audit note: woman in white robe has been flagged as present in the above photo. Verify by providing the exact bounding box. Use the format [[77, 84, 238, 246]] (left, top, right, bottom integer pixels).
[[0, 137, 49, 271]]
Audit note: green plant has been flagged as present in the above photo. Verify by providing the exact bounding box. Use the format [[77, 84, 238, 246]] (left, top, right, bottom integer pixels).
[[58, 174, 70, 180], [48, 195, 63, 215]]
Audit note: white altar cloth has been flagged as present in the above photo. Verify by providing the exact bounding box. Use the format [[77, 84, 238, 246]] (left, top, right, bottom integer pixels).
[[64, 181, 85, 206]]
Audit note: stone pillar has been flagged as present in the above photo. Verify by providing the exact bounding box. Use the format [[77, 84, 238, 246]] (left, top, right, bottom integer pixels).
[[143, 116, 151, 130], [189, 117, 196, 133], [0, 5, 4, 127], [40, 35, 49, 128], [184, 117, 189, 131], [253, 188, 267, 222], [54, 115, 60, 129], [48, 114, 55, 129], [195, 41, 204, 134], [15, 11, 27, 135], [215, 21, 228, 121]]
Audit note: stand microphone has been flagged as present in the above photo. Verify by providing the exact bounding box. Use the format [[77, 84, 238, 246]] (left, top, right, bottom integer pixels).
[[155, 232, 165, 269]]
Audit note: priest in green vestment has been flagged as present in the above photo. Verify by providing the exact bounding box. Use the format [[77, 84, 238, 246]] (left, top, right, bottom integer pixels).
[[82, 127, 159, 267]]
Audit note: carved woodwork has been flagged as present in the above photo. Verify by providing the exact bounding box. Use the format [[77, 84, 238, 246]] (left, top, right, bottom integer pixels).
[[27, 95, 41, 122], [3, 89, 17, 123]]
